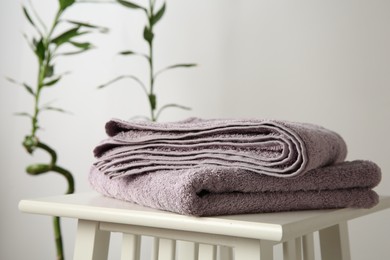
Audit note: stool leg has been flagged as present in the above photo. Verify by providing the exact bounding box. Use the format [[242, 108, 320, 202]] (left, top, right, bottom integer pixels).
[[152, 237, 160, 260], [73, 219, 110, 260], [158, 238, 176, 260], [219, 246, 233, 260], [302, 234, 315, 260], [121, 233, 141, 260], [198, 244, 217, 260], [176, 241, 199, 260], [319, 222, 351, 260], [283, 237, 302, 260], [234, 238, 273, 260]]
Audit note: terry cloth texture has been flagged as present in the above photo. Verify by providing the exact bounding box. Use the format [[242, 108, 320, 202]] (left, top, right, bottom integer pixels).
[[93, 118, 348, 178], [89, 118, 380, 216], [89, 160, 380, 216]]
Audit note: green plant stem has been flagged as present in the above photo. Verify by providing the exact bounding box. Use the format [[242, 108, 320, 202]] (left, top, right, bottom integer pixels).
[[32, 10, 62, 137], [148, 0, 156, 121], [149, 42, 155, 121], [33, 141, 75, 194], [25, 141, 74, 260], [37, 141, 57, 165], [54, 216, 64, 260]]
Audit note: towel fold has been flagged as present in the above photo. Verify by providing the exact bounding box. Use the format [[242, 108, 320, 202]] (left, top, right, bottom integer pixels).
[[89, 160, 381, 216], [93, 118, 348, 178], [89, 118, 380, 216]]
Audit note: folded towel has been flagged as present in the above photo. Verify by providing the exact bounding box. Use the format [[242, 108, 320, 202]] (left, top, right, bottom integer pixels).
[[93, 118, 347, 178], [89, 160, 381, 216]]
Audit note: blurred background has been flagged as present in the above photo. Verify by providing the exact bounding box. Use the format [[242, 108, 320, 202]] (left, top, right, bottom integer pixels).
[[1, 0, 389, 259]]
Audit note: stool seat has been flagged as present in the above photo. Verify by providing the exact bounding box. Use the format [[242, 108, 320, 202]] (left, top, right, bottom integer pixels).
[[19, 192, 390, 260]]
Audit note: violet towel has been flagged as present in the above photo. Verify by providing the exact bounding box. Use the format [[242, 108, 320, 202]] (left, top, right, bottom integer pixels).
[[93, 118, 347, 178], [89, 160, 380, 216]]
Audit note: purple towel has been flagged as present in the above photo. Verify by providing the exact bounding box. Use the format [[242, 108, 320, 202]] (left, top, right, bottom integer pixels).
[[89, 160, 380, 216], [93, 118, 347, 178]]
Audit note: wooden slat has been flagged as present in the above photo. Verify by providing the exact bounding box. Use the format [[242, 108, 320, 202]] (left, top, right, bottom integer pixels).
[[121, 233, 141, 260], [302, 233, 315, 260], [158, 238, 176, 260], [198, 244, 217, 260], [319, 222, 351, 260]]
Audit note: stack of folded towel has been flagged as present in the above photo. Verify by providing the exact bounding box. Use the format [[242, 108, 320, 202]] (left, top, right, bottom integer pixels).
[[89, 118, 381, 216]]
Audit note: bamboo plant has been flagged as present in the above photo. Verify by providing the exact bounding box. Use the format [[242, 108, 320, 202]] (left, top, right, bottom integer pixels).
[[9, 0, 107, 259], [98, 0, 196, 121]]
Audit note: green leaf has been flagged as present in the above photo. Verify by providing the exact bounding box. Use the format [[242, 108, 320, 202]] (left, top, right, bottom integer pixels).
[[149, 94, 157, 110], [43, 76, 61, 87], [59, 49, 92, 56], [23, 83, 35, 95], [51, 27, 80, 46], [69, 41, 92, 49], [164, 63, 197, 70], [14, 112, 33, 118], [152, 2, 166, 25], [6, 77, 35, 96], [66, 20, 109, 33], [58, 42, 93, 55], [59, 0, 75, 11], [119, 50, 135, 55], [42, 106, 71, 114], [34, 38, 45, 62], [97, 75, 148, 95], [143, 26, 154, 44], [45, 64, 54, 78], [22, 6, 36, 27], [117, 0, 146, 11], [154, 63, 197, 79], [5, 77, 21, 85], [118, 51, 149, 61]]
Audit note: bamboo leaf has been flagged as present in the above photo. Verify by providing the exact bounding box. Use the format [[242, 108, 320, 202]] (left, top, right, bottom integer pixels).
[[14, 112, 33, 118], [66, 20, 109, 33], [143, 26, 154, 44], [152, 2, 166, 25], [164, 63, 197, 70], [6, 77, 35, 95], [59, 48, 92, 56], [119, 50, 135, 55], [45, 64, 54, 78], [43, 76, 61, 87], [69, 41, 92, 49], [118, 50, 149, 61], [59, 0, 75, 11], [23, 83, 35, 95], [58, 41, 94, 55], [22, 5, 36, 27], [154, 63, 197, 79], [22, 6, 44, 37], [5, 77, 20, 85], [97, 75, 148, 95], [117, 0, 146, 11], [51, 27, 80, 46], [42, 106, 71, 114], [34, 38, 45, 62]]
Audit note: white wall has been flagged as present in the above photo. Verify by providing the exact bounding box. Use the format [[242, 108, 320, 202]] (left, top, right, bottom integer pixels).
[[1, 0, 389, 259]]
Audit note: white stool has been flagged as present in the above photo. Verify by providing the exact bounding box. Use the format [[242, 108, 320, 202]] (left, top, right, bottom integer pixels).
[[19, 192, 390, 260]]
